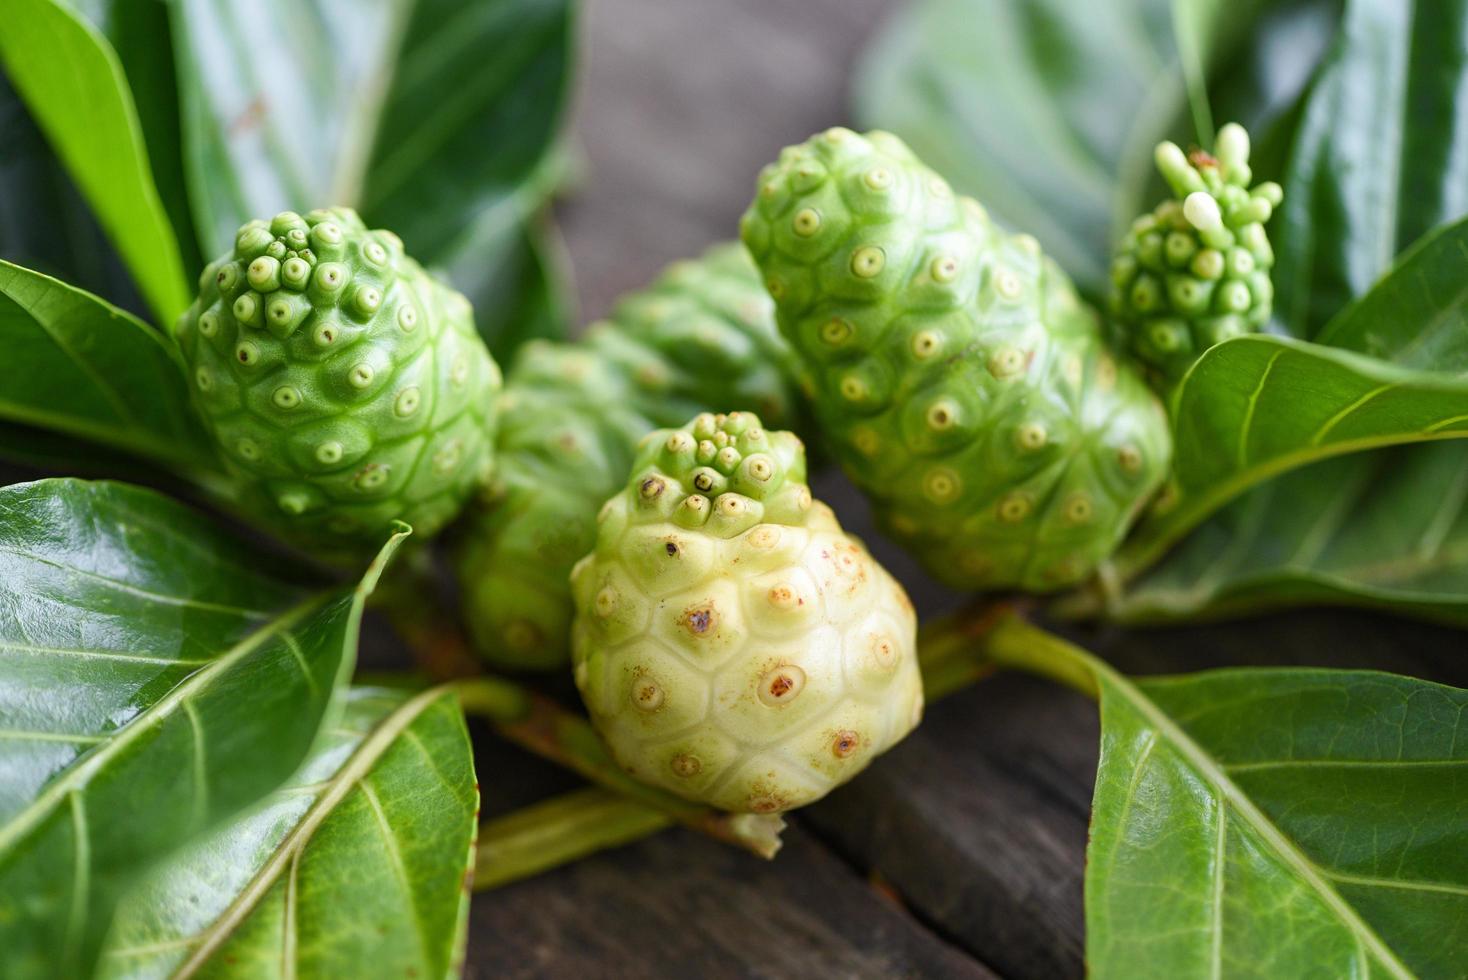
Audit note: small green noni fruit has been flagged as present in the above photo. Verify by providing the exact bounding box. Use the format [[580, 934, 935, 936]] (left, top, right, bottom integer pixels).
[[1111, 123, 1281, 383], [175, 208, 500, 557], [571, 411, 921, 813], [455, 244, 804, 669], [739, 128, 1171, 592]]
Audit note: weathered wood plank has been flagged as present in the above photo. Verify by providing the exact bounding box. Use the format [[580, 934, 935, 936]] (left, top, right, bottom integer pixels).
[[466, 823, 998, 979]]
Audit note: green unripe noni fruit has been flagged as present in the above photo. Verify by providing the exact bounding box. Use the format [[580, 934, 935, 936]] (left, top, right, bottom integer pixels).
[[455, 244, 804, 669], [739, 128, 1171, 593], [1111, 123, 1281, 382], [571, 411, 921, 813], [176, 207, 500, 557]]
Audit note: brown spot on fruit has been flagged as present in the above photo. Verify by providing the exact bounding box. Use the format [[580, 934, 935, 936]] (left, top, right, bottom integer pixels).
[[871, 633, 897, 670], [639, 477, 666, 501], [671, 754, 701, 778], [680, 602, 717, 637], [749, 795, 785, 814], [665, 540, 680, 557], [631, 676, 664, 712], [767, 583, 803, 610], [758, 664, 807, 706], [833, 730, 860, 758]]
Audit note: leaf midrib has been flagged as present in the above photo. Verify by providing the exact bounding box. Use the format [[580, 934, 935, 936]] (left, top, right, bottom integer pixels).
[[1099, 662, 1417, 979], [0, 594, 325, 854], [173, 685, 452, 978]]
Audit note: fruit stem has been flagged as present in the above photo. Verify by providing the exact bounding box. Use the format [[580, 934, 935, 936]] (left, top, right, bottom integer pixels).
[[979, 613, 1102, 700], [473, 788, 673, 891]]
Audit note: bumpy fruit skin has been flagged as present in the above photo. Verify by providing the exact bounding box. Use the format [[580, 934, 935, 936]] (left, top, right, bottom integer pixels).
[[1111, 123, 1281, 383], [740, 128, 1171, 593], [571, 412, 921, 813], [454, 244, 805, 669], [175, 208, 500, 558]]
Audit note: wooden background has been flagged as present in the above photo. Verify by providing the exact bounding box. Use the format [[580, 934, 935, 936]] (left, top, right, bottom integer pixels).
[[460, 2, 1468, 977]]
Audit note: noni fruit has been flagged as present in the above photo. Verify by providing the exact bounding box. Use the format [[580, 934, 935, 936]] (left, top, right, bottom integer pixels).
[[1111, 123, 1281, 383], [175, 208, 500, 558], [455, 244, 805, 669], [739, 128, 1172, 593], [571, 411, 921, 813]]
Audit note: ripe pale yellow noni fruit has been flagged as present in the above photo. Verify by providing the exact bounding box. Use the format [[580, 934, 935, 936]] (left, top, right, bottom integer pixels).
[[571, 411, 922, 814]]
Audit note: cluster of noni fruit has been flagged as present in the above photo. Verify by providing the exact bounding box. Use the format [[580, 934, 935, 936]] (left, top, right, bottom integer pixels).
[[171, 124, 1276, 814]]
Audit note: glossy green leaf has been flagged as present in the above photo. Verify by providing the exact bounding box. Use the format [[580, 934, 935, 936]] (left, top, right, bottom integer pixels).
[[445, 207, 577, 359], [0, 73, 146, 318], [0, 0, 190, 325], [0, 260, 216, 475], [1272, 1, 1468, 341], [1105, 1, 1468, 623], [1087, 663, 1468, 978], [1315, 216, 1468, 368], [168, 0, 401, 252], [1114, 335, 1468, 576], [98, 686, 478, 979], [0, 479, 405, 979], [170, 0, 575, 348], [70, 0, 205, 282], [1089, 447, 1468, 624], [851, 0, 1331, 298], [362, 0, 575, 268]]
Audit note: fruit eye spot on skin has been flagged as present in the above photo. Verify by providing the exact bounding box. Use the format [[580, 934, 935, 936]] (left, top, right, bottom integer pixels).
[[994, 267, 1023, 300], [988, 347, 1026, 379], [792, 208, 821, 236], [833, 731, 860, 758], [930, 255, 959, 282], [681, 603, 716, 636], [1016, 422, 1047, 451], [664, 541, 680, 557], [872, 634, 897, 669], [923, 468, 960, 503], [863, 167, 893, 190], [631, 678, 664, 712], [820, 317, 852, 345], [394, 387, 420, 416], [1064, 492, 1094, 524], [758, 665, 806, 706], [850, 246, 886, 278], [767, 584, 800, 609], [640, 477, 667, 500], [852, 428, 880, 455], [671, 754, 701, 777], [998, 492, 1031, 522], [926, 401, 957, 430]]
